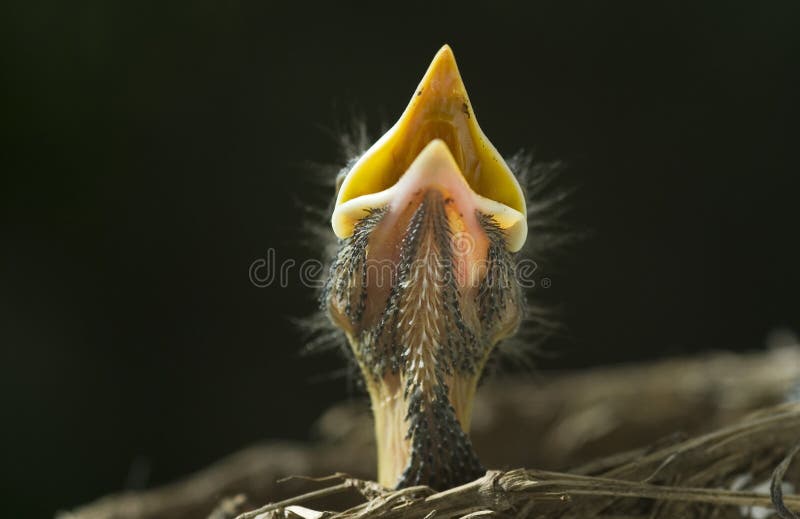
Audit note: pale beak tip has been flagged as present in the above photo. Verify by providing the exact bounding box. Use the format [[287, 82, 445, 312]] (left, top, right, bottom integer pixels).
[[418, 44, 465, 96], [436, 43, 455, 60]]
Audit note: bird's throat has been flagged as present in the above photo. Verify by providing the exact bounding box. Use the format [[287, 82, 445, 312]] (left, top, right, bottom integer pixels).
[[367, 192, 485, 489], [369, 367, 483, 489], [326, 191, 512, 489]]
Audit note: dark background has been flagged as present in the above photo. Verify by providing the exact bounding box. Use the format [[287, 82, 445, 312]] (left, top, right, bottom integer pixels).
[[2, 1, 798, 517]]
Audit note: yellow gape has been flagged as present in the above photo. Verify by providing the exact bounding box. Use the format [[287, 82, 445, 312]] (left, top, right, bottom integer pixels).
[[332, 45, 527, 252]]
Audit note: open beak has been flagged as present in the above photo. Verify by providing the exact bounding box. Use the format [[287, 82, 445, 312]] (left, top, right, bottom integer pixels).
[[324, 45, 527, 490], [332, 45, 527, 252]]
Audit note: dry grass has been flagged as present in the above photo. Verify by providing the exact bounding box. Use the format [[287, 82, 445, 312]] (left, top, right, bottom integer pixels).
[[239, 403, 800, 519], [58, 348, 800, 519]]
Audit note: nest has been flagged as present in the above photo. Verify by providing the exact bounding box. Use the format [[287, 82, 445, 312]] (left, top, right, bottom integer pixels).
[[237, 403, 800, 519], [60, 347, 800, 519]]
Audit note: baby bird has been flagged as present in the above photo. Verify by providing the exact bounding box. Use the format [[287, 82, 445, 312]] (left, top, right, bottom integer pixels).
[[321, 45, 530, 491]]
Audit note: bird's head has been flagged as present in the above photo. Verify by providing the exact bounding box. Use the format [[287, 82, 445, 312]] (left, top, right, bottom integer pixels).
[[322, 45, 527, 490]]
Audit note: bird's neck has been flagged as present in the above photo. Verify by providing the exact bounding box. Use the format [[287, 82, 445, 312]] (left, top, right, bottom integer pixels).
[[363, 361, 484, 489]]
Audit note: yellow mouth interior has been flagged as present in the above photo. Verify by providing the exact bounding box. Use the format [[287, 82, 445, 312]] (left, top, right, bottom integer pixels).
[[332, 45, 527, 251]]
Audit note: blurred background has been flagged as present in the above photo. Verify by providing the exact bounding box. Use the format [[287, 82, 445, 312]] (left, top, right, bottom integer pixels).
[[2, 1, 798, 517]]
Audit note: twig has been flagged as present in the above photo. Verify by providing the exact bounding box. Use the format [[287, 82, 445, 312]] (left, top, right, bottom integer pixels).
[[772, 443, 800, 519], [237, 482, 354, 519], [248, 469, 800, 519]]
